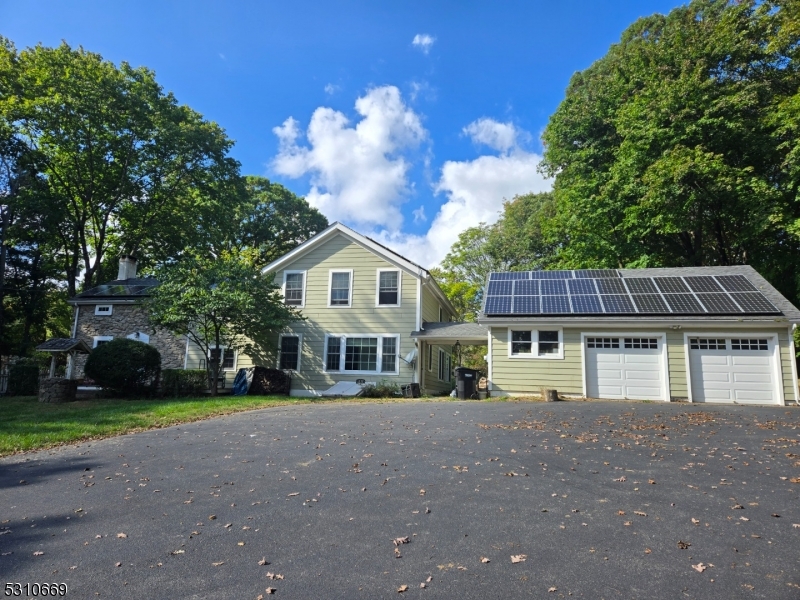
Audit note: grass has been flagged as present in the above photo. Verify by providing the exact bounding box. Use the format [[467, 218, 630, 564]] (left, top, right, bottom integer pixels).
[[0, 394, 345, 457]]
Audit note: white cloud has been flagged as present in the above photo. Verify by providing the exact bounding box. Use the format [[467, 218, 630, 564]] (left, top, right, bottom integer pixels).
[[463, 118, 528, 153], [412, 33, 435, 54], [324, 83, 340, 95], [373, 121, 552, 267], [412, 205, 426, 223], [409, 80, 436, 103], [272, 86, 426, 229]]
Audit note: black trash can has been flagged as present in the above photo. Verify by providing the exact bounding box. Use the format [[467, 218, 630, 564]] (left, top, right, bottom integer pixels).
[[455, 367, 480, 400]]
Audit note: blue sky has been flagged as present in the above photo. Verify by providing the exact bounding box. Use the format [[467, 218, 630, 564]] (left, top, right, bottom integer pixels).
[[2, 0, 684, 266]]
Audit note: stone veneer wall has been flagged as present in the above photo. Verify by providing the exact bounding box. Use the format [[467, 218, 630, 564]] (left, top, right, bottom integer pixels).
[[72, 303, 186, 378]]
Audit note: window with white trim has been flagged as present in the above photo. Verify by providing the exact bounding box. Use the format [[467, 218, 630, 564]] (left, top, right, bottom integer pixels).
[[587, 337, 619, 349], [283, 271, 305, 306], [279, 336, 300, 370], [126, 331, 150, 344], [377, 269, 400, 306], [324, 334, 400, 374], [95, 305, 113, 316], [210, 346, 236, 370], [93, 335, 113, 348], [689, 338, 726, 350], [731, 338, 768, 351], [509, 329, 563, 359], [329, 270, 352, 307]]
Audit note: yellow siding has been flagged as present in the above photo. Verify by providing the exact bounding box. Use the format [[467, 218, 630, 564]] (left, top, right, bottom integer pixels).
[[419, 340, 454, 395], [266, 233, 421, 395], [491, 325, 795, 403]]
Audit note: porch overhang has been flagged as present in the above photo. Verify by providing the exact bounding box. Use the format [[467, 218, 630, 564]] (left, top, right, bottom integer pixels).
[[411, 322, 489, 345]]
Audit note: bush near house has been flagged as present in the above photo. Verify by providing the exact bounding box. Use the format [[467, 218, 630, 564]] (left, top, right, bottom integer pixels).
[[360, 380, 401, 398], [84, 339, 161, 397], [161, 369, 207, 397]]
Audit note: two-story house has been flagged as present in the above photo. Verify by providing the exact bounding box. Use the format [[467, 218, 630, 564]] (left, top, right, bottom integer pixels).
[[183, 222, 459, 396]]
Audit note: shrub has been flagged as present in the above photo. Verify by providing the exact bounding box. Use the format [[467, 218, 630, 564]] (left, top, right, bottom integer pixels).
[[84, 339, 161, 397], [161, 369, 207, 397], [8, 359, 42, 396], [360, 380, 401, 398]]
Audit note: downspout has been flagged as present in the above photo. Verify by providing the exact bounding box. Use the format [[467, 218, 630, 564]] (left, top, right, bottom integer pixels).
[[71, 305, 80, 337], [790, 324, 799, 406], [66, 305, 80, 380]]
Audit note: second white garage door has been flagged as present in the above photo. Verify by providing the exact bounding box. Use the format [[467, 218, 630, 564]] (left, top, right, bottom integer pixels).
[[585, 336, 666, 401], [688, 336, 779, 404]]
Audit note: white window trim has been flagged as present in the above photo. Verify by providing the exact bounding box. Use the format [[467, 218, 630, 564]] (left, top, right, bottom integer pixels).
[[327, 269, 354, 308], [277, 333, 302, 372], [507, 327, 564, 360], [375, 268, 402, 307], [92, 335, 114, 348], [580, 331, 671, 402], [126, 331, 150, 344], [282, 270, 307, 308], [95, 304, 113, 316], [323, 333, 400, 376], [682, 331, 783, 405], [209, 344, 238, 372]]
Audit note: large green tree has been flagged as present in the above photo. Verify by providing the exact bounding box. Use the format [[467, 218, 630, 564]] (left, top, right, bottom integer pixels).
[[1, 40, 241, 295], [146, 253, 301, 394], [540, 0, 800, 304]]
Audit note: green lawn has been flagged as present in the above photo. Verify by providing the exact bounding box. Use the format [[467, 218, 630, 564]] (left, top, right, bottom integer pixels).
[[0, 394, 349, 456]]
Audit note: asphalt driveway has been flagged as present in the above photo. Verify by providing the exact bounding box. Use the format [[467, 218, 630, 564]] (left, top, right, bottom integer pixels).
[[1, 399, 799, 599]]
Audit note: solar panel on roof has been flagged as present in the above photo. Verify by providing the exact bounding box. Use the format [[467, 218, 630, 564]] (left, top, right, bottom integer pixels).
[[567, 279, 597, 294], [512, 295, 539, 314], [624, 278, 658, 294], [571, 295, 603, 313], [596, 278, 627, 294], [530, 270, 573, 279], [684, 276, 723, 293], [730, 292, 779, 313], [513, 279, 539, 295], [487, 280, 513, 296], [541, 295, 571, 313], [540, 280, 567, 295], [601, 294, 636, 313], [574, 269, 619, 278], [489, 271, 529, 281], [715, 275, 758, 292], [631, 293, 670, 313], [653, 277, 690, 293], [484, 296, 512, 314], [696, 293, 742, 313], [663, 293, 705, 313]]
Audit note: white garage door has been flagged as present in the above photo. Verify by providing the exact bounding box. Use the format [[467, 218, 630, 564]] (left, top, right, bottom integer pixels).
[[688, 337, 779, 404], [585, 337, 666, 401]]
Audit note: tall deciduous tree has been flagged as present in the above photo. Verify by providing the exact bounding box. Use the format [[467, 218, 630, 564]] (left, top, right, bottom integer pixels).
[[146, 254, 301, 394], [540, 0, 800, 304], [2, 41, 241, 296]]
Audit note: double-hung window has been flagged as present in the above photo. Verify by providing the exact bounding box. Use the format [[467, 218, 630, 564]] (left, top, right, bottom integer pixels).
[[509, 329, 563, 359], [438, 349, 452, 382], [210, 346, 236, 370], [325, 334, 399, 374], [377, 269, 400, 306], [329, 270, 352, 307], [279, 335, 301, 370], [283, 271, 305, 306]]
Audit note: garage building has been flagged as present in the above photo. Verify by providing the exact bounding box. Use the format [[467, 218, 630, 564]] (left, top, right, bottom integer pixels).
[[477, 266, 799, 405]]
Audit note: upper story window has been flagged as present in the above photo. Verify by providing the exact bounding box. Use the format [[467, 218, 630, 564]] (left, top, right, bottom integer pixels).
[[95, 305, 113, 316], [283, 271, 305, 306], [509, 329, 563, 359], [329, 270, 352, 307], [377, 269, 400, 306]]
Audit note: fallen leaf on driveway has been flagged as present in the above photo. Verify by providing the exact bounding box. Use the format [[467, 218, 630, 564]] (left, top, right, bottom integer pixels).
[[691, 518, 700, 525], [258, 557, 269, 566], [731, 504, 744, 510], [265, 588, 276, 594], [613, 476, 626, 482], [397, 585, 408, 593], [32, 551, 44, 556], [692, 563, 707, 572], [393, 536, 410, 546], [644, 548, 652, 554], [793, 524, 800, 529], [116, 533, 127, 538], [171, 549, 185, 555], [115, 562, 121, 567], [511, 554, 527, 563], [634, 511, 647, 517], [677, 541, 691, 549], [548, 587, 557, 593], [287, 492, 299, 497], [420, 489, 425, 496], [480, 557, 490, 563], [212, 561, 225, 567]]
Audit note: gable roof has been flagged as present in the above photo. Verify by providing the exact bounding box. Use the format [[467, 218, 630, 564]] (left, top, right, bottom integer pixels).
[[261, 222, 456, 315], [478, 265, 800, 325]]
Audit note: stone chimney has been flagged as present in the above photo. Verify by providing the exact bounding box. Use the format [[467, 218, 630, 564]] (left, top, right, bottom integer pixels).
[[117, 255, 138, 280]]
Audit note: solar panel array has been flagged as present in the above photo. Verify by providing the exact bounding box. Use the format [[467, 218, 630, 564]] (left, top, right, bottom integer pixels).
[[483, 271, 781, 316], [77, 280, 159, 298]]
